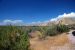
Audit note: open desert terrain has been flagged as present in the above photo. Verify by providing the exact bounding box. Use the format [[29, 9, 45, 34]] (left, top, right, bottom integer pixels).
[[30, 33, 75, 50]]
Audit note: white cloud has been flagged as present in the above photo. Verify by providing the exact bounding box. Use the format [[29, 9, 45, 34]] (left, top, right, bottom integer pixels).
[[31, 21, 41, 24], [37, 21, 41, 23], [31, 22, 36, 24], [50, 12, 75, 21], [50, 18, 57, 21], [3, 19, 23, 24], [0, 19, 24, 25]]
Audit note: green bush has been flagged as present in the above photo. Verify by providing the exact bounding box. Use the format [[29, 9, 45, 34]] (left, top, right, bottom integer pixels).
[[46, 25, 59, 36], [0, 26, 29, 50], [57, 24, 69, 33], [46, 24, 69, 36]]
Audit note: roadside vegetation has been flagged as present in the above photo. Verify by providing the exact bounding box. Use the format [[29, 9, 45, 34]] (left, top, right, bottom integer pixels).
[[0, 24, 70, 50], [0, 26, 29, 50]]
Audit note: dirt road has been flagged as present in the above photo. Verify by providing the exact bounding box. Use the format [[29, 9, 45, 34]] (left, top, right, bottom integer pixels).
[[30, 33, 74, 50]]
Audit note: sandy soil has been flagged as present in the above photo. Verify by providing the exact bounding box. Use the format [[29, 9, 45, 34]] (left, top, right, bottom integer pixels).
[[30, 33, 74, 50]]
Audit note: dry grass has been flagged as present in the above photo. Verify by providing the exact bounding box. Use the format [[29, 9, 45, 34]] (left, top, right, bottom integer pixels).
[[30, 33, 73, 50]]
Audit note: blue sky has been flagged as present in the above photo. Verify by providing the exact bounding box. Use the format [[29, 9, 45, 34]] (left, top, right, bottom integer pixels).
[[0, 0, 75, 24]]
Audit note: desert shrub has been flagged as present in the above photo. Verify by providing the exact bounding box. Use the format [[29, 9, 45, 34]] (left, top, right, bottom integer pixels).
[[57, 24, 69, 33], [46, 25, 59, 36], [0, 26, 29, 50], [46, 24, 69, 36], [33, 26, 49, 39]]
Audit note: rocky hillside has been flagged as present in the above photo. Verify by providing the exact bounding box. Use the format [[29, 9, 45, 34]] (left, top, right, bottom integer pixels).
[[47, 17, 75, 26], [57, 17, 75, 25]]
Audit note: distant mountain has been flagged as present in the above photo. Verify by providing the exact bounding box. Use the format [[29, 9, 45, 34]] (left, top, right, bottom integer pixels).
[[42, 17, 75, 26], [57, 17, 75, 25]]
